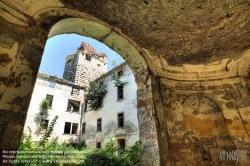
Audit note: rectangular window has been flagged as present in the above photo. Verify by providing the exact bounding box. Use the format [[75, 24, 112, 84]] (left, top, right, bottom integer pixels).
[[71, 88, 79, 96], [48, 82, 56, 88], [82, 123, 86, 134], [64, 122, 71, 134], [97, 118, 102, 132], [64, 122, 79, 135], [117, 139, 125, 155], [46, 94, 53, 108], [72, 123, 78, 134], [40, 119, 49, 130], [96, 142, 101, 149], [117, 70, 123, 77], [118, 113, 124, 128], [117, 85, 123, 100], [67, 99, 80, 112]]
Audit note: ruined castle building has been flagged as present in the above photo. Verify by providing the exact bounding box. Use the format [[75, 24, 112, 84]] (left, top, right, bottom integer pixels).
[[23, 73, 85, 142], [63, 42, 107, 86], [1, 1, 250, 165], [82, 63, 139, 149]]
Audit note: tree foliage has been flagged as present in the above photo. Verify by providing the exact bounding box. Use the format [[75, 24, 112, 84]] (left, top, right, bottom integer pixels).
[[111, 73, 128, 87], [83, 140, 142, 166], [85, 81, 107, 111], [39, 99, 51, 116], [39, 115, 58, 147]]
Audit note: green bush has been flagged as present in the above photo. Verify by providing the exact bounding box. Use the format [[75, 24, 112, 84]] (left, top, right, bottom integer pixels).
[[82, 140, 142, 166], [15, 123, 141, 166]]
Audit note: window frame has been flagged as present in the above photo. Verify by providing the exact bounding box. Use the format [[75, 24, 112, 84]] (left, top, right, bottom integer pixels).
[[117, 112, 124, 128], [63, 122, 79, 135], [96, 142, 101, 149], [82, 123, 86, 134], [117, 70, 123, 77], [117, 85, 124, 100], [46, 94, 53, 108], [86, 55, 91, 61], [117, 139, 126, 155], [48, 82, 56, 88], [97, 118, 102, 132], [40, 119, 49, 130], [66, 99, 80, 113]]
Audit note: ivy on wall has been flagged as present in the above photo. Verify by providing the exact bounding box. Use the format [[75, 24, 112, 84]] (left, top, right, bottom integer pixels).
[[85, 82, 107, 111]]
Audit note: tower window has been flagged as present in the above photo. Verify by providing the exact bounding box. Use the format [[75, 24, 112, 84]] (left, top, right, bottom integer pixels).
[[86, 55, 91, 61]]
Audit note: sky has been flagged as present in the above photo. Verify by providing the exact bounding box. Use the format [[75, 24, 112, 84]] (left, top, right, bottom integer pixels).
[[39, 34, 124, 78]]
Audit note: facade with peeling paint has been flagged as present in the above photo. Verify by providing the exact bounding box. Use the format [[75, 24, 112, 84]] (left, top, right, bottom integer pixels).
[[3, 1, 250, 165], [82, 63, 139, 148], [23, 73, 85, 142]]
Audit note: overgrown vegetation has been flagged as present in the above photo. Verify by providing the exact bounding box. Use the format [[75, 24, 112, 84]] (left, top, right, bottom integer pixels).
[[83, 140, 142, 166], [15, 119, 141, 165], [15, 131, 141, 166], [39, 99, 51, 116], [111, 73, 128, 87], [85, 81, 107, 111], [39, 115, 58, 147]]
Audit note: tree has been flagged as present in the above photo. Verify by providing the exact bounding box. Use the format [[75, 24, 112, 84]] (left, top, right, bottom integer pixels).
[[85, 82, 107, 111]]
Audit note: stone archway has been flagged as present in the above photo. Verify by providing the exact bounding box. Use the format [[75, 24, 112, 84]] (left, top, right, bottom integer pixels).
[[0, 12, 167, 165], [2, 1, 250, 166]]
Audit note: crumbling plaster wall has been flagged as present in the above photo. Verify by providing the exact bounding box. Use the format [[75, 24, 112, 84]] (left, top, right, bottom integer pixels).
[[23, 75, 84, 142], [82, 64, 139, 148], [1, 1, 250, 165], [0, 10, 162, 166], [160, 79, 250, 165]]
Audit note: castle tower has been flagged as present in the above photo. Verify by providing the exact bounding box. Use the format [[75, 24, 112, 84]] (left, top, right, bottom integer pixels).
[[63, 42, 108, 86]]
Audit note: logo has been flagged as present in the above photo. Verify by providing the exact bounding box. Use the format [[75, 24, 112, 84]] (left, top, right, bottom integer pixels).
[[220, 147, 247, 165]]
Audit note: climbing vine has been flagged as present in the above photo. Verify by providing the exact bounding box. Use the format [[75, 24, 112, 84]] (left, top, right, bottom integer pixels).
[[39, 115, 58, 147], [85, 81, 107, 111], [111, 73, 128, 87]]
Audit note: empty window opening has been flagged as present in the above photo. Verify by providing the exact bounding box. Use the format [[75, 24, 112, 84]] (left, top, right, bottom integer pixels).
[[117, 139, 125, 155], [40, 119, 49, 130], [82, 123, 86, 134], [71, 88, 79, 96], [46, 94, 53, 108], [117, 70, 123, 77], [64, 122, 71, 134], [64, 122, 78, 135], [48, 82, 56, 88], [98, 97, 103, 108], [72, 123, 78, 134], [86, 55, 91, 61], [117, 85, 123, 100], [67, 99, 80, 112], [118, 113, 124, 128], [97, 118, 102, 131], [96, 142, 101, 148]]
